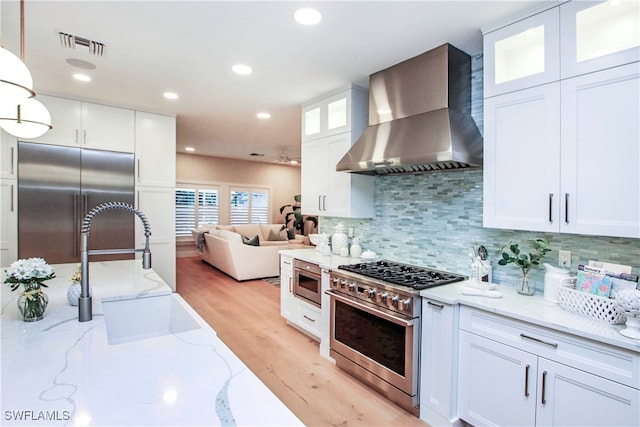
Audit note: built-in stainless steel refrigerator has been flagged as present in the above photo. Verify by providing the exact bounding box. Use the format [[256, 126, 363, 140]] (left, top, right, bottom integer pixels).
[[17, 141, 135, 264]]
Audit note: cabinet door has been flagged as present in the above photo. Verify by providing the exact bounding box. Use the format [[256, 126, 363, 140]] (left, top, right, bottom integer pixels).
[[483, 83, 561, 232], [560, 0, 640, 79], [536, 358, 640, 427], [458, 331, 537, 426], [82, 102, 135, 153], [136, 186, 175, 289], [0, 130, 17, 179], [301, 91, 351, 142], [280, 256, 295, 321], [458, 331, 538, 427], [420, 299, 458, 425], [300, 138, 327, 216], [26, 95, 82, 147], [0, 179, 17, 267], [484, 7, 560, 97], [324, 133, 352, 217], [560, 63, 640, 238], [135, 111, 176, 186]]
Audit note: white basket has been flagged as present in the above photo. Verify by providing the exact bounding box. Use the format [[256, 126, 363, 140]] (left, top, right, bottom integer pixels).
[[557, 286, 627, 324]]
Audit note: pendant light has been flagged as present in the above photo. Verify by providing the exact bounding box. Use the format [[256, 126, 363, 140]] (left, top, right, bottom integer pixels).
[[0, 0, 51, 138], [0, 47, 35, 106]]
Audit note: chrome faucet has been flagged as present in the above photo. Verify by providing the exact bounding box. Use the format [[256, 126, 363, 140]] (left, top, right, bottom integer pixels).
[[78, 202, 152, 322]]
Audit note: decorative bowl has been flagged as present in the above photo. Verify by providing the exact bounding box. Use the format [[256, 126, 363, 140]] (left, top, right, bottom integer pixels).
[[308, 234, 322, 246]]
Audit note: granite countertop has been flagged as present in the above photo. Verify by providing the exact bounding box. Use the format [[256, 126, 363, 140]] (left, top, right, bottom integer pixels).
[[420, 281, 640, 353], [1, 261, 303, 427]]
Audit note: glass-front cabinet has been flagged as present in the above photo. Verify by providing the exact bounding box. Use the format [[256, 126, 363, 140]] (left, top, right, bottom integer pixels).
[[301, 88, 364, 142], [483, 7, 560, 97], [560, 0, 640, 78]]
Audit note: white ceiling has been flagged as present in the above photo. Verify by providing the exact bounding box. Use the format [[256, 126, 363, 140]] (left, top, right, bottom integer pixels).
[[1, 0, 554, 164]]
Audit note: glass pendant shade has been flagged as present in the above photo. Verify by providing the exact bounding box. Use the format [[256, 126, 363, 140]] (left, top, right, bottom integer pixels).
[[0, 98, 52, 138], [0, 46, 35, 106]]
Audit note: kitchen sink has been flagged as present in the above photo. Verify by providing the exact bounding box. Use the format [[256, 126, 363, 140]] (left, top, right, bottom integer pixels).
[[102, 293, 201, 345]]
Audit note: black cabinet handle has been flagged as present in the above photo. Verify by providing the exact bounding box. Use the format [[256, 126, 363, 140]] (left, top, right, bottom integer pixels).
[[524, 364, 530, 397], [548, 193, 553, 223], [541, 371, 548, 405]]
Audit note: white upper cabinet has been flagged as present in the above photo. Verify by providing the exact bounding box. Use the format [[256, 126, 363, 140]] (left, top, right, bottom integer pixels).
[[484, 7, 560, 97], [24, 95, 135, 153], [300, 85, 374, 218], [560, 63, 639, 238], [0, 130, 17, 179], [135, 111, 176, 187], [483, 83, 561, 233], [560, 0, 640, 79], [301, 85, 368, 142]]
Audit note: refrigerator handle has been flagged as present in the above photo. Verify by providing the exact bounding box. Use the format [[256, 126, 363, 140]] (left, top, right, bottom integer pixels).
[[73, 194, 79, 257], [10, 184, 15, 212]]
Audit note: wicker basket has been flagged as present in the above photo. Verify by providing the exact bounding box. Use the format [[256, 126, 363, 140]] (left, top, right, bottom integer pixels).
[[557, 286, 627, 324]]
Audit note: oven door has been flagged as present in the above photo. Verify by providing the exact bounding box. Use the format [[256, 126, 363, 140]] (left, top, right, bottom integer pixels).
[[328, 290, 419, 400], [293, 261, 322, 307]]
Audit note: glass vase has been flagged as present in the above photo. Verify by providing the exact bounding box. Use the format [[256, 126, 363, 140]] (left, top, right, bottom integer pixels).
[[17, 282, 49, 322], [517, 273, 535, 296]]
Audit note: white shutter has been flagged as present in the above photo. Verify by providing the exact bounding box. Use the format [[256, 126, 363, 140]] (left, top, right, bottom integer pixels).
[[175, 188, 196, 237]]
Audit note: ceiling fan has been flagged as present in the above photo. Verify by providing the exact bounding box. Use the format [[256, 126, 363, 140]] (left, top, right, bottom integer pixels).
[[275, 149, 300, 166]]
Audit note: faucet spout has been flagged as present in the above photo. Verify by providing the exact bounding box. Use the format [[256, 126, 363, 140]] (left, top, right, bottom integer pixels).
[[78, 202, 152, 322]]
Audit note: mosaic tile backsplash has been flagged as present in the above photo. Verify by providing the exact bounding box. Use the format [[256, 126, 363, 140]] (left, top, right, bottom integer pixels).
[[319, 54, 639, 291]]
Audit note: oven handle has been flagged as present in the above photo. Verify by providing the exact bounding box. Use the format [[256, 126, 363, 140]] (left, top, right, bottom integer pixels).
[[326, 290, 415, 327]]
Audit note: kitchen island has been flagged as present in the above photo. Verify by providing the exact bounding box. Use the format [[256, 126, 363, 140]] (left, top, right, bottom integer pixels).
[[1, 261, 303, 427]]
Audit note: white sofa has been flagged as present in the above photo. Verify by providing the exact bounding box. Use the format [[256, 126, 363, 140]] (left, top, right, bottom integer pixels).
[[191, 224, 310, 281]]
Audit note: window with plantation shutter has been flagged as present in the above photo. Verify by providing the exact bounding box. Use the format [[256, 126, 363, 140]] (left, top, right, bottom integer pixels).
[[175, 186, 219, 237], [230, 187, 270, 224]]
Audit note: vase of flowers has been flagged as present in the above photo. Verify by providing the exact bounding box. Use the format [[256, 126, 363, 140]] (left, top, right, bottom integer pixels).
[[498, 238, 551, 296], [4, 258, 55, 322]]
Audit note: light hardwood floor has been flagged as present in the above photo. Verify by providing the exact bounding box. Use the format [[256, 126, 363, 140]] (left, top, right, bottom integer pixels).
[[176, 256, 430, 427]]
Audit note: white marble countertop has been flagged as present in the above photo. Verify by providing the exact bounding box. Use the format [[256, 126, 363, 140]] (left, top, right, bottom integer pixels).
[[280, 248, 365, 270], [420, 280, 640, 353], [1, 261, 303, 426]]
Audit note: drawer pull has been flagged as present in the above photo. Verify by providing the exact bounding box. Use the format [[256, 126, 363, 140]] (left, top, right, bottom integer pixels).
[[524, 364, 530, 397], [520, 333, 558, 348], [427, 301, 444, 310], [541, 371, 548, 405], [303, 315, 316, 322]]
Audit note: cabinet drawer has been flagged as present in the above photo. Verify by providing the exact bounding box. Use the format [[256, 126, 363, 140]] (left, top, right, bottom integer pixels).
[[296, 300, 321, 339], [459, 307, 639, 389]]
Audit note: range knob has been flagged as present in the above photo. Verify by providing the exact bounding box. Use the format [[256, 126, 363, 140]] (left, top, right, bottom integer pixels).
[[391, 295, 400, 306], [332, 277, 339, 288], [398, 298, 412, 311], [340, 279, 348, 289], [348, 282, 356, 291], [380, 292, 389, 302], [367, 288, 376, 298]]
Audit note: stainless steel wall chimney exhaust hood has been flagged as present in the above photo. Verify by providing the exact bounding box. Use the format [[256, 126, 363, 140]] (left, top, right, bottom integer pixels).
[[336, 44, 482, 175]]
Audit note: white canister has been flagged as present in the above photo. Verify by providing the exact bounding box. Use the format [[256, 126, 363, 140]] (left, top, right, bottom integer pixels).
[[350, 241, 362, 258], [543, 263, 575, 303]]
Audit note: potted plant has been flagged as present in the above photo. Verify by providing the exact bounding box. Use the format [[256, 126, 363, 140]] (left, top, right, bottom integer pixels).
[[498, 238, 551, 295], [279, 194, 318, 236]]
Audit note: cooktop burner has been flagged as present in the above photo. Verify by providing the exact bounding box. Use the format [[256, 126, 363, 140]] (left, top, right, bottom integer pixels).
[[338, 260, 466, 290]]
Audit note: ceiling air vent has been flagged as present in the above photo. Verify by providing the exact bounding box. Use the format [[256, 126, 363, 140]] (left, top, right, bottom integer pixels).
[[58, 31, 105, 56]]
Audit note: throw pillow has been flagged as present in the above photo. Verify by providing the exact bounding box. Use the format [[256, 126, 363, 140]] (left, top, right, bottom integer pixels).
[[242, 234, 260, 246], [268, 228, 288, 241], [286, 228, 296, 240]]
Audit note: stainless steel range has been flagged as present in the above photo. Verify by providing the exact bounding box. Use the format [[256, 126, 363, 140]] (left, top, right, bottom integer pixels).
[[327, 260, 465, 416]]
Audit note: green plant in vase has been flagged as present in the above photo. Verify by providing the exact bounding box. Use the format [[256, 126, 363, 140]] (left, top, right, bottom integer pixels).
[[498, 238, 551, 295]]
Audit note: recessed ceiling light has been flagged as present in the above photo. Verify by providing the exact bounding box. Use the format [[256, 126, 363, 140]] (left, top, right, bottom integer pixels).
[[232, 64, 252, 75], [257, 112, 271, 119], [294, 8, 322, 26], [164, 92, 178, 100], [73, 73, 91, 82], [185, 147, 195, 152]]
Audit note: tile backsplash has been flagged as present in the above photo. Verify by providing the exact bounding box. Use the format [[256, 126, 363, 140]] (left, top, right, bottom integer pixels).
[[320, 170, 639, 290], [319, 53, 639, 291]]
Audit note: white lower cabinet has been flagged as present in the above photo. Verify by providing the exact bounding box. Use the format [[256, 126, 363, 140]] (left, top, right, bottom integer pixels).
[[457, 307, 640, 427], [420, 299, 461, 426], [279, 255, 321, 340]]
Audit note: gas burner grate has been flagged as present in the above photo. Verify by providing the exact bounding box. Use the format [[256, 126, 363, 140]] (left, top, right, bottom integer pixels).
[[338, 260, 465, 290]]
